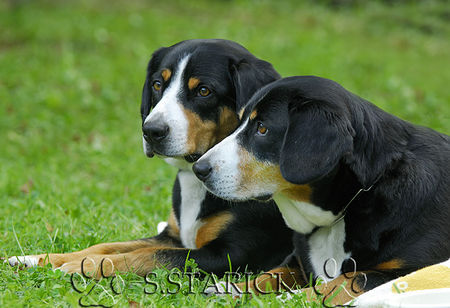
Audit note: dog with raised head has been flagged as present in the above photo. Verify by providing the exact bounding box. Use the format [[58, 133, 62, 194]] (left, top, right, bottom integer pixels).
[[8, 39, 293, 277], [194, 76, 450, 304]]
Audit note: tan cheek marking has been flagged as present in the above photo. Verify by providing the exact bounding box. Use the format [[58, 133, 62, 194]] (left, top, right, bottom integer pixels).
[[271, 166, 311, 203], [188, 77, 200, 90], [183, 107, 217, 154], [239, 148, 275, 190], [238, 148, 311, 202], [374, 259, 403, 271], [183, 106, 238, 154], [161, 69, 172, 81], [216, 106, 239, 142], [195, 211, 234, 248], [250, 109, 258, 120], [279, 183, 312, 203]]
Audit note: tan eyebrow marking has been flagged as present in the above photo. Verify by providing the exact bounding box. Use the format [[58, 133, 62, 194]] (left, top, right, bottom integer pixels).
[[238, 108, 245, 120], [188, 77, 201, 90], [250, 110, 258, 120], [161, 69, 172, 81]]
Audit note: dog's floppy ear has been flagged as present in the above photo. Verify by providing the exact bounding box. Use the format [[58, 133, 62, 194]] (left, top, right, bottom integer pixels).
[[141, 78, 152, 124], [231, 59, 280, 112], [280, 101, 354, 184], [141, 47, 169, 123]]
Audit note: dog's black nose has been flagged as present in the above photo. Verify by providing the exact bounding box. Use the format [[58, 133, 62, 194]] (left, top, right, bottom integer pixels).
[[193, 161, 212, 181], [143, 122, 169, 142]]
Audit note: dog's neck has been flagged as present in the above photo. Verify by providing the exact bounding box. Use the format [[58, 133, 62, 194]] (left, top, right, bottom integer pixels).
[[274, 98, 409, 234], [274, 164, 366, 234], [273, 193, 337, 234]]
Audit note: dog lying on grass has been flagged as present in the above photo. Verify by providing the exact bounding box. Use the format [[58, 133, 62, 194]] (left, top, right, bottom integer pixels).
[[8, 39, 294, 278], [193, 76, 450, 305]]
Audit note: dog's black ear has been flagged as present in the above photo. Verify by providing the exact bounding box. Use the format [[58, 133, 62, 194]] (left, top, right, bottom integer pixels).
[[141, 77, 152, 124], [280, 101, 354, 184], [231, 59, 280, 112], [141, 47, 169, 123]]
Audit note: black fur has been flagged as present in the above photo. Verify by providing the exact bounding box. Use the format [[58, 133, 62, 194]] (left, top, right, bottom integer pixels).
[[210, 75, 450, 289]]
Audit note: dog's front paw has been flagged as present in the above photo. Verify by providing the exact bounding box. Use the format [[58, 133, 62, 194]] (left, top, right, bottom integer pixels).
[[7, 255, 40, 268]]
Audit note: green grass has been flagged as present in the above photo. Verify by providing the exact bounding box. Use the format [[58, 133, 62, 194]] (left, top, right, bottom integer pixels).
[[0, 0, 448, 306]]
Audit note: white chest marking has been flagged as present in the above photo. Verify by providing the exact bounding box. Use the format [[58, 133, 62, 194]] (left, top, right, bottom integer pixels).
[[178, 170, 206, 249], [273, 193, 338, 234], [272, 193, 350, 279], [308, 220, 351, 280]]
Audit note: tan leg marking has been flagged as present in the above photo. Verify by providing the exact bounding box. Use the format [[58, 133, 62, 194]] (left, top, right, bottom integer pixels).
[[301, 271, 368, 306], [10, 214, 182, 274], [24, 239, 174, 269], [58, 246, 186, 278], [195, 211, 234, 248]]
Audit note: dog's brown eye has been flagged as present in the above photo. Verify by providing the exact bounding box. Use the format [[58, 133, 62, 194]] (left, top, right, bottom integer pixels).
[[198, 86, 211, 97], [257, 122, 268, 136], [153, 81, 162, 91]]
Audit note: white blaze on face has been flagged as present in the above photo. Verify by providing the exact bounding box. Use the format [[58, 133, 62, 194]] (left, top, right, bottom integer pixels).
[[198, 119, 248, 200], [143, 55, 191, 156]]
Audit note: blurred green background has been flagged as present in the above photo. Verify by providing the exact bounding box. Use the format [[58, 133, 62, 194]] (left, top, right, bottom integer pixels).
[[0, 0, 448, 306]]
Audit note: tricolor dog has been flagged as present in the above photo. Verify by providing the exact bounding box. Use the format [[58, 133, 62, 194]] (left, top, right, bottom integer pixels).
[[194, 76, 450, 304], [8, 39, 293, 277]]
